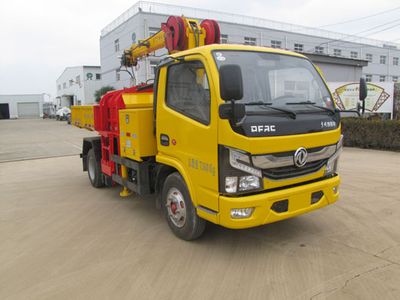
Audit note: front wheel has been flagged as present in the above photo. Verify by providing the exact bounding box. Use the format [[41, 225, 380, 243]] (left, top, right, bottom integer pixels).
[[162, 172, 206, 240]]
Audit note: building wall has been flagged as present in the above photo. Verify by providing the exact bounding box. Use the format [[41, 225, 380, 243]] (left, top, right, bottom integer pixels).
[[56, 66, 102, 105], [100, 14, 146, 89], [316, 63, 363, 82], [0, 94, 44, 118], [100, 7, 400, 89]]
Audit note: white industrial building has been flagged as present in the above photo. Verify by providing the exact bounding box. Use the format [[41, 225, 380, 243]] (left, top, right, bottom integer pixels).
[[0, 94, 44, 119], [56, 66, 103, 107], [99, 1, 400, 89]]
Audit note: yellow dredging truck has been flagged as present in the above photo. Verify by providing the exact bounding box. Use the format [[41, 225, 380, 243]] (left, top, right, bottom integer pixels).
[[72, 15, 366, 240]]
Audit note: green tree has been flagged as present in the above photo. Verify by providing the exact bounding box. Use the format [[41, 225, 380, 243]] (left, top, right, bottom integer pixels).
[[94, 86, 115, 103]]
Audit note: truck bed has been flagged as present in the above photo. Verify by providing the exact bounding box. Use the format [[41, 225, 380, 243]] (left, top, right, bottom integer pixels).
[[71, 105, 95, 131]]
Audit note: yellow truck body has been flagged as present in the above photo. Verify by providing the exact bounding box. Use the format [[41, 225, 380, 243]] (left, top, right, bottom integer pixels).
[[71, 105, 95, 130], [73, 44, 349, 240]]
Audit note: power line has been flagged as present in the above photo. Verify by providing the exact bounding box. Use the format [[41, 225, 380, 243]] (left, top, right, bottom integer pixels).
[[332, 21, 400, 47], [319, 6, 400, 27], [363, 21, 400, 38], [307, 18, 400, 51], [355, 18, 400, 36]]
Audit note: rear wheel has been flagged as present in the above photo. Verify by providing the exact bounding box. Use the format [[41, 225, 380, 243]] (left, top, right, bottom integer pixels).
[[162, 172, 206, 240], [87, 148, 104, 188]]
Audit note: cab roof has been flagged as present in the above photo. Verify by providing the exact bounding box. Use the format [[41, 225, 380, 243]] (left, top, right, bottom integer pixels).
[[170, 43, 307, 59]]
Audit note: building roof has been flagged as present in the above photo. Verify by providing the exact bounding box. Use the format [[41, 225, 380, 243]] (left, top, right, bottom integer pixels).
[[304, 53, 369, 67], [101, 1, 400, 50]]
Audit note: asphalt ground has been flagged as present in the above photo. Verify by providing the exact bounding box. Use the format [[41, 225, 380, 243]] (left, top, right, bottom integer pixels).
[[0, 119, 399, 299]]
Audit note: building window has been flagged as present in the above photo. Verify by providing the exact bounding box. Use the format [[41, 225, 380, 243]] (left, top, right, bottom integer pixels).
[[315, 46, 324, 54], [148, 27, 160, 37], [379, 75, 385, 82], [220, 34, 228, 44], [57, 84, 61, 91], [244, 37, 257, 46], [131, 32, 136, 43], [69, 79, 73, 87], [366, 53, 373, 62], [114, 39, 120, 52], [350, 51, 358, 59], [96, 73, 101, 80], [149, 61, 158, 76], [63, 82, 66, 89], [75, 76, 81, 85], [166, 61, 210, 125], [393, 76, 398, 82], [380, 55, 386, 64], [294, 43, 304, 52], [333, 49, 341, 56], [116, 70, 120, 81], [393, 57, 399, 66], [271, 40, 282, 48], [365, 75, 372, 82], [86, 73, 93, 80]]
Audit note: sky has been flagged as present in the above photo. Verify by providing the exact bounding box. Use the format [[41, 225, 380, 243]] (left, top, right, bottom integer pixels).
[[1, 0, 399, 99]]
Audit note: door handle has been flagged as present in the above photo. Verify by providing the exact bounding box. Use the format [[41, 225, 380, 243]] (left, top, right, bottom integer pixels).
[[160, 134, 169, 146]]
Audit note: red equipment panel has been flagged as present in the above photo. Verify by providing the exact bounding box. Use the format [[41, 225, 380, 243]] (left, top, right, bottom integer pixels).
[[94, 84, 153, 177]]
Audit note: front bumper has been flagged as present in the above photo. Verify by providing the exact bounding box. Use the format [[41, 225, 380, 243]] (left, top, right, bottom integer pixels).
[[217, 176, 340, 229]]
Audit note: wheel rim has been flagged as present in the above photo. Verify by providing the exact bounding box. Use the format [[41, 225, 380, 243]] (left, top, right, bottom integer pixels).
[[166, 187, 186, 228], [88, 155, 95, 182]]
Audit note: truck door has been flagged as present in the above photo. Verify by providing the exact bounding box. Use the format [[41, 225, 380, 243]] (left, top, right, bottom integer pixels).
[[156, 55, 219, 212]]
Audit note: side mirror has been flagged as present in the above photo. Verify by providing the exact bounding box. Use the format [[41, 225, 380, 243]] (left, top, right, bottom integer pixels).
[[219, 102, 246, 126], [359, 77, 367, 115], [219, 64, 243, 101]]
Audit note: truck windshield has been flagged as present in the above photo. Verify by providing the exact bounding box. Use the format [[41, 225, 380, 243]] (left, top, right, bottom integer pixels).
[[213, 51, 333, 111]]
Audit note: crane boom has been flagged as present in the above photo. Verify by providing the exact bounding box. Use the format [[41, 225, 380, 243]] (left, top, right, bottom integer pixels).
[[121, 16, 220, 67]]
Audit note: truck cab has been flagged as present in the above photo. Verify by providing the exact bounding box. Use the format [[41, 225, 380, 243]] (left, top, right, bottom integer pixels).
[[154, 44, 342, 234], [74, 17, 362, 240]]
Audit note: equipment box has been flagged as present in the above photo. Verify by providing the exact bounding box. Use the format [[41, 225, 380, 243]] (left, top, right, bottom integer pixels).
[[118, 108, 157, 161]]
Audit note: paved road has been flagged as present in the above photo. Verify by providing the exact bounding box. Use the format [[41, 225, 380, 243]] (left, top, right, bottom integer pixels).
[[0, 119, 399, 299], [0, 119, 96, 162]]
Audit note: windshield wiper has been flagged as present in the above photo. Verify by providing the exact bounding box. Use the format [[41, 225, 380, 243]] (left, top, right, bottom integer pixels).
[[244, 101, 297, 119], [285, 101, 336, 115]]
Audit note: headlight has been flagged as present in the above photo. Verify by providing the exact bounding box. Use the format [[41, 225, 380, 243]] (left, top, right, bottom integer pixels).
[[219, 146, 263, 194], [325, 135, 343, 176], [239, 175, 260, 191], [224, 175, 261, 193]]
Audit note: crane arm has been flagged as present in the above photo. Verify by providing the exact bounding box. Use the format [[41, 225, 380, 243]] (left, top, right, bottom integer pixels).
[[121, 16, 220, 67]]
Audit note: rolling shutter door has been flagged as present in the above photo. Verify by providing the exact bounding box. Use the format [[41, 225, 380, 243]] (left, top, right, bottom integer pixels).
[[17, 102, 40, 118]]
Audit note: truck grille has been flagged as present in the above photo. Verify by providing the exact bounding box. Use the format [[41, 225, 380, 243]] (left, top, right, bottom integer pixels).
[[262, 159, 327, 180]]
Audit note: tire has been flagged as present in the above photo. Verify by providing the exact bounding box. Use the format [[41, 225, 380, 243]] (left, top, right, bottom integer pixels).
[[162, 172, 206, 240], [87, 148, 104, 188]]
